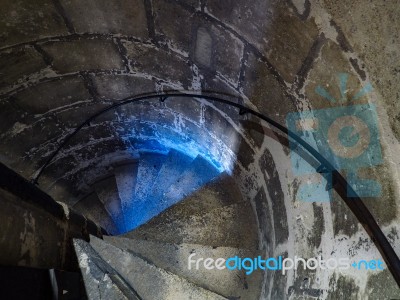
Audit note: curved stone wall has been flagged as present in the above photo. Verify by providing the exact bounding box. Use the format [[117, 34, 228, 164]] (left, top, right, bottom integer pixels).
[[0, 0, 399, 298]]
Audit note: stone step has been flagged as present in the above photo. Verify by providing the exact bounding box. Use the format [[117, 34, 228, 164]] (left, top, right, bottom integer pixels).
[[137, 155, 221, 226], [89, 236, 227, 300], [73, 239, 140, 300], [114, 162, 139, 231], [148, 149, 194, 202], [132, 149, 194, 227], [94, 177, 126, 233], [103, 236, 263, 299], [134, 172, 242, 227], [123, 201, 259, 249], [125, 152, 167, 229], [73, 193, 118, 235], [134, 152, 167, 202]]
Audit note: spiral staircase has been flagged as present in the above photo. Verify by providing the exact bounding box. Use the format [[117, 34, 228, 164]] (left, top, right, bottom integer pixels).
[[71, 149, 263, 299]]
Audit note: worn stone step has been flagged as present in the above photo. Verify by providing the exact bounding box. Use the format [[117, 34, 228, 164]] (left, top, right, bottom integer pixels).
[[89, 235, 227, 300], [73, 239, 140, 300], [73, 193, 118, 235], [134, 152, 167, 202], [136, 155, 221, 227], [148, 149, 194, 202], [103, 236, 263, 299], [124, 152, 167, 228], [136, 172, 242, 227], [114, 162, 139, 231], [94, 177, 126, 233], [161, 155, 221, 206], [123, 201, 259, 249], [132, 149, 194, 227]]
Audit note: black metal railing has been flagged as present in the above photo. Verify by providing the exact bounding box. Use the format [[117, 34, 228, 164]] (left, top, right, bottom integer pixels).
[[31, 92, 400, 287]]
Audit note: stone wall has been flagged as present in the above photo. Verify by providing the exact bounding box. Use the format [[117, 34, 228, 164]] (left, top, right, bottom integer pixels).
[[0, 0, 399, 298]]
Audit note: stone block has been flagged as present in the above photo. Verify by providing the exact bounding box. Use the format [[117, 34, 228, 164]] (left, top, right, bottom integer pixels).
[[164, 96, 202, 124], [14, 77, 91, 114], [193, 25, 244, 84], [153, 0, 193, 53], [0, 47, 46, 89], [41, 39, 125, 73], [1, 117, 63, 159], [123, 41, 192, 87], [0, 0, 67, 48], [60, 0, 148, 38], [93, 74, 155, 101], [206, 0, 318, 82], [153, 1, 244, 84], [208, 26, 243, 84], [242, 52, 296, 124], [203, 105, 255, 168], [202, 75, 240, 98], [54, 101, 109, 128]]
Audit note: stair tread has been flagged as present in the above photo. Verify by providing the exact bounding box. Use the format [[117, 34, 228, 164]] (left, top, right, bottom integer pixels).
[[103, 236, 263, 299], [73, 239, 138, 300], [161, 155, 221, 206], [114, 162, 139, 230], [94, 177, 126, 233], [144, 172, 241, 223], [133, 155, 221, 228], [134, 152, 167, 202], [128, 150, 193, 229], [123, 201, 259, 249], [89, 236, 227, 300], [73, 193, 118, 235], [148, 149, 194, 202]]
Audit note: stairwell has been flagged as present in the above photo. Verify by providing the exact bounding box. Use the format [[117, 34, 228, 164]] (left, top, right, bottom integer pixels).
[[72, 149, 262, 299]]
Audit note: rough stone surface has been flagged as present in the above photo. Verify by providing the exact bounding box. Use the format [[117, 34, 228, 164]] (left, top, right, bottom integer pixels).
[[93, 74, 155, 101], [74, 193, 118, 235], [123, 41, 192, 87], [206, 0, 319, 82], [73, 239, 135, 300], [41, 39, 125, 73], [322, 0, 400, 140], [153, 0, 194, 53], [0, 189, 65, 269], [126, 202, 259, 248], [164, 96, 203, 124], [114, 162, 139, 229], [148, 149, 194, 202], [1, 0, 400, 297], [103, 236, 263, 299], [94, 177, 126, 233], [304, 40, 364, 109], [0, 0, 67, 47], [0, 47, 46, 89], [14, 76, 91, 114], [259, 148, 289, 245], [153, 1, 244, 83], [242, 52, 296, 124], [60, 0, 148, 38], [89, 235, 226, 300]]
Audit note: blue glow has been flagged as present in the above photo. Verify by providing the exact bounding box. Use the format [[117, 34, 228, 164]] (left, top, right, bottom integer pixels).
[[112, 121, 230, 234]]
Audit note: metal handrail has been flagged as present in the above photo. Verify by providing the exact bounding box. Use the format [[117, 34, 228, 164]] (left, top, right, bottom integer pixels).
[[31, 92, 400, 286]]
